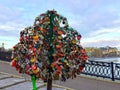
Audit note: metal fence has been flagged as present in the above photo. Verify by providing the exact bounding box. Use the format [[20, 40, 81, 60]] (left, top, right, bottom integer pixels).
[[82, 60, 120, 81]]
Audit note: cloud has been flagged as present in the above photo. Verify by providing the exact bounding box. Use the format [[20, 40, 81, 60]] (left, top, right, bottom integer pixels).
[[1, 0, 120, 49], [0, 35, 19, 49], [0, 4, 23, 21], [52, 0, 120, 39], [89, 27, 120, 37], [81, 39, 120, 50], [0, 22, 24, 31], [0, 22, 26, 37], [81, 25, 120, 49]]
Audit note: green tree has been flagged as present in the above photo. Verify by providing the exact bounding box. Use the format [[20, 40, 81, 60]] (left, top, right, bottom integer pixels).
[[93, 48, 102, 57]]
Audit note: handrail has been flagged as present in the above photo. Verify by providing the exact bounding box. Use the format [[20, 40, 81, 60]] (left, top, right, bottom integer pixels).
[[82, 60, 120, 81]]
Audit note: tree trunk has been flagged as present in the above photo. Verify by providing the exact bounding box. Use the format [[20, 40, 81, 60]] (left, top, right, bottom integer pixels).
[[47, 78, 52, 90]]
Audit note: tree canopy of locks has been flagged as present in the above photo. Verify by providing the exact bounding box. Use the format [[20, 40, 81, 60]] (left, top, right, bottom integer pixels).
[[11, 10, 88, 81]]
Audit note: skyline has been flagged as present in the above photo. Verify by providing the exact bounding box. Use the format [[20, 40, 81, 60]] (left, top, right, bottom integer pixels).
[[0, 0, 120, 49]]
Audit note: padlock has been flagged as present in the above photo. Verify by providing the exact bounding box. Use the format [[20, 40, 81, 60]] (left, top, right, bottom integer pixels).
[[30, 57, 36, 63], [39, 34, 44, 40], [33, 35, 39, 41], [57, 30, 64, 35], [53, 26, 58, 31], [25, 64, 30, 70], [31, 64, 37, 70], [11, 60, 17, 67], [32, 68, 39, 74], [56, 45, 61, 49], [77, 35, 81, 40]]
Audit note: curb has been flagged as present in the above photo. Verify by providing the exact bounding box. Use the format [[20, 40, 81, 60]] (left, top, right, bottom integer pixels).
[[78, 74, 120, 84], [52, 84, 75, 90], [0, 72, 23, 79], [43, 83, 75, 90], [0, 72, 74, 90], [0, 80, 26, 89], [0, 60, 10, 64]]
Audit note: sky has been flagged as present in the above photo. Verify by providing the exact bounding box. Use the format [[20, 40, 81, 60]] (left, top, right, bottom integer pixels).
[[0, 0, 120, 50]]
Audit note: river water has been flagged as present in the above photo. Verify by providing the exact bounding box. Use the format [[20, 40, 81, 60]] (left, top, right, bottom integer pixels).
[[89, 57, 120, 63]]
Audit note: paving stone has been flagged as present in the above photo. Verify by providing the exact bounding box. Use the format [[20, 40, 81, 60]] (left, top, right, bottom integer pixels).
[[0, 74, 11, 80], [39, 87, 65, 90], [0, 78, 25, 89], [4, 81, 44, 90]]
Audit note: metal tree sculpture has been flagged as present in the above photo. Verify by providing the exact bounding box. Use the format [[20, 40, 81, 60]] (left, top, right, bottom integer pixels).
[[11, 10, 88, 90]]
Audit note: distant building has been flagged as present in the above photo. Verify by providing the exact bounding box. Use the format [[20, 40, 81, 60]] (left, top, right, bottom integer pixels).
[[117, 51, 120, 56], [100, 46, 118, 57], [0, 47, 5, 51], [100, 47, 108, 55], [0, 47, 12, 62], [85, 46, 119, 58]]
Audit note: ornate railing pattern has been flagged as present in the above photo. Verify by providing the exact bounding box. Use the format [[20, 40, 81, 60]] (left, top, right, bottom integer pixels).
[[82, 60, 120, 81]]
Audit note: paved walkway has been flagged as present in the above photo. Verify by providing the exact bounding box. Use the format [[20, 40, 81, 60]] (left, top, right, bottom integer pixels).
[[0, 61, 120, 90], [0, 73, 68, 90]]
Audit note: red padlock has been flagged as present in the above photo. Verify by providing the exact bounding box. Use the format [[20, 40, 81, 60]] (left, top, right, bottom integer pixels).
[[77, 35, 81, 40], [31, 64, 37, 70], [11, 60, 17, 67], [79, 66, 84, 73]]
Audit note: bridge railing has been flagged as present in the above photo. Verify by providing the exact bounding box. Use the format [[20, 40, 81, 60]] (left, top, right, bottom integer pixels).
[[82, 60, 120, 81]]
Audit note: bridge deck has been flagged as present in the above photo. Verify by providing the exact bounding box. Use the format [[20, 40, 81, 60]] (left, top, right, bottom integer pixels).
[[0, 61, 120, 90]]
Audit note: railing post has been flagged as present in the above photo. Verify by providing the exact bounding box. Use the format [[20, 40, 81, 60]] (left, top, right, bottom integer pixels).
[[111, 62, 114, 81]]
